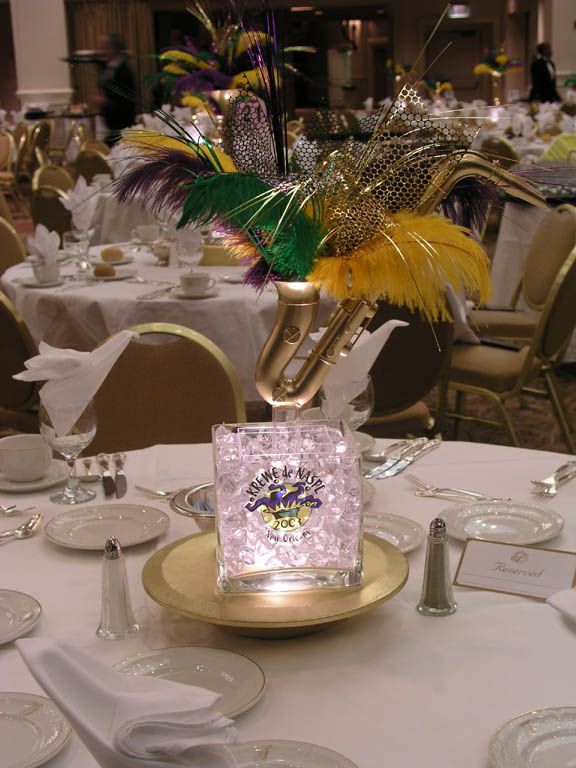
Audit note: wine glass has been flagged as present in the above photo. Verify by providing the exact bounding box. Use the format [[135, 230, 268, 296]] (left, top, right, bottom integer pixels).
[[39, 399, 97, 504], [63, 230, 91, 280], [320, 374, 375, 431], [174, 227, 203, 270]]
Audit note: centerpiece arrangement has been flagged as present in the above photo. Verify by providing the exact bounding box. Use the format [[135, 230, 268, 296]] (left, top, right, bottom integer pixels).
[[120, 1, 543, 599], [473, 48, 521, 104]]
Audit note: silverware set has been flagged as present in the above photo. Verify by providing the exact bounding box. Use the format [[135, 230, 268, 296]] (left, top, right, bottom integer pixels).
[[406, 475, 511, 503], [0, 504, 36, 517], [89, 454, 128, 498], [137, 284, 176, 301], [134, 484, 185, 501], [531, 461, 576, 497], [0, 514, 42, 543], [363, 438, 441, 479]]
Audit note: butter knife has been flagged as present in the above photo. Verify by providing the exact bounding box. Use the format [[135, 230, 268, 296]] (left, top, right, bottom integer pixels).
[[97, 453, 116, 498], [363, 438, 428, 479], [370, 439, 441, 480], [113, 453, 127, 499]]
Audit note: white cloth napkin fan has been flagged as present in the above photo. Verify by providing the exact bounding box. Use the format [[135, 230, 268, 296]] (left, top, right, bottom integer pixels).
[[310, 320, 407, 419], [547, 588, 576, 623], [17, 638, 237, 768], [27, 223, 59, 265], [61, 175, 100, 233], [14, 330, 136, 436]]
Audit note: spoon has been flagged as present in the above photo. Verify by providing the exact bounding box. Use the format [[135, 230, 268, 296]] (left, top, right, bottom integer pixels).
[[0, 514, 43, 542], [0, 505, 36, 517]]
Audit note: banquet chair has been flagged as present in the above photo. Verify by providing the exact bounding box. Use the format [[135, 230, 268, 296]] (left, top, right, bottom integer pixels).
[[0, 189, 14, 226], [80, 139, 111, 156], [479, 136, 519, 170], [29, 120, 54, 157], [469, 205, 576, 346], [0, 292, 39, 434], [91, 323, 246, 453], [363, 302, 454, 438], [199, 243, 240, 266], [32, 164, 75, 193], [0, 216, 26, 276], [75, 149, 113, 184], [447, 240, 576, 452], [29, 185, 72, 240], [0, 132, 24, 208]]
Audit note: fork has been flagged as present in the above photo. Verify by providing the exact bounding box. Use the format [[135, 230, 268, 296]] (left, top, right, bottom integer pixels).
[[531, 461, 576, 496], [406, 474, 510, 502], [135, 484, 185, 499], [0, 505, 36, 517]]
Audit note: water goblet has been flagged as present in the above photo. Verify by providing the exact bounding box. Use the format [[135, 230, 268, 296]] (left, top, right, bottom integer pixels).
[[320, 374, 375, 431], [63, 230, 91, 280], [39, 400, 97, 504]]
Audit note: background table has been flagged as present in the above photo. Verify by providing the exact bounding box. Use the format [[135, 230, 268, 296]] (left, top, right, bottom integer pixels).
[[1, 250, 335, 402], [1, 439, 575, 768]]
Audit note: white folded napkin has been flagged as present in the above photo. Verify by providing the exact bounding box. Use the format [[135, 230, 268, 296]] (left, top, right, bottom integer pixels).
[[547, 588, 576, 622], [27, 223, 60, 265], [17, 638, 237, 768], [14, 330, 136, 436], [310, 320, 407, 419], [61, 175, 100, 233], [445, 284, 480, 344]]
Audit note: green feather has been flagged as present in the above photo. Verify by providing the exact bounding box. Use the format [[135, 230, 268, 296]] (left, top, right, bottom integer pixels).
[[178, 173, 324, 279]]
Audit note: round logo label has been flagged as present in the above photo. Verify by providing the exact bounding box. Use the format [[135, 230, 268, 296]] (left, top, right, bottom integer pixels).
[[245, 481, 322, 531]]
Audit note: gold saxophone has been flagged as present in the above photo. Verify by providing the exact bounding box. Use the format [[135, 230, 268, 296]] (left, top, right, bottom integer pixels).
[[255, 152, 547, 409]]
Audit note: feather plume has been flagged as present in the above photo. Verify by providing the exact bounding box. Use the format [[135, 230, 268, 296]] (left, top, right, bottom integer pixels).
[[120, 129, 237, 173], [441, 178, 501, 232]]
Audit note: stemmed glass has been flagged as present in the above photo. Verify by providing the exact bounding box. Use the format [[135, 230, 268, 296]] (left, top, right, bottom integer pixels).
[[39, 399, 97, 504], [63, 230, 91, 280], [320, 374, 375, 431]]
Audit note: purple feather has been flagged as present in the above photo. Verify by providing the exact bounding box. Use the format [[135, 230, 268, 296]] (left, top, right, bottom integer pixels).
[[175, 69, 232, 97], [243, 256, 284, 289], [440, 178, 501, 232], [114, 149, 207, 218]]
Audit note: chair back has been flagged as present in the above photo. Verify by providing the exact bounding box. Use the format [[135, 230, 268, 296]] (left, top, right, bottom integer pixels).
[[523, 204, 576, 310], [75, 150, 113, 184], [367, 301, 454, 416], [0, 292, 38, 412], [81, 139, 111, 156], [30, 120, 53, 153], [0, 190, 14, 226], [12, 122, 29, 152], [29, 186, 72, 240], [480, 136, 519, 169], [532, 242, 576, 365], [14, 132, 30, 177], [32, 164, 75, 192], [0, 132, 15, 172], [0, 217, 26, 276], [91, 323, 246, 453]]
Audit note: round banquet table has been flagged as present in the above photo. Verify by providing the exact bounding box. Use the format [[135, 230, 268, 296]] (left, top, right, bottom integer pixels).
[[1, 438, 576, 768], [0, 248, 335, 402]]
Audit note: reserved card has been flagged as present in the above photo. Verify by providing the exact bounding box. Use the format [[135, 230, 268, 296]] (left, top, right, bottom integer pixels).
[[454, 540, 576, 599]]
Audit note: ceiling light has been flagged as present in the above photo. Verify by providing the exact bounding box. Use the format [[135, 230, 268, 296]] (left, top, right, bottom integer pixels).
[[448, 3, 471, 18]]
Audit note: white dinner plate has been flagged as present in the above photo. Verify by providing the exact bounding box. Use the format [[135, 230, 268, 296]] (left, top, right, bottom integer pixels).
[[90, 255, 134, 266], [362, 479, 375, 505], [228, 740, 358, 768], [0, 692, 71, 768], [115, 646, 265, 717], [173, 287, 219, 300], [0, 590, 42, 645], [44, 504, 170, 550], [13, 277, 64, 289], [441, 501, 564, 545], [88, 267, 137, 282], [0, 460, 67, 493], [489, 706, 576, 768], [363, 513, 426, 553]]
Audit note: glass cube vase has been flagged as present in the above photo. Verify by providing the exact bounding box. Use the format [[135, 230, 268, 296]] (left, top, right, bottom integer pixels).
[[213, 419, 363, 594]]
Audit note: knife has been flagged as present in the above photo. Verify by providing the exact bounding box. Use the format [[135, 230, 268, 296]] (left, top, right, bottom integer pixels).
[[372, 439, 441, 480], [97, 453, 116, 498], [113, 453, 127, 499], [363, 438, 428, 479]]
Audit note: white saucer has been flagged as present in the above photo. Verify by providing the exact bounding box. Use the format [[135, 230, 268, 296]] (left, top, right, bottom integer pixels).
[[441, 500, 564, 545], [14, 277, 64, 289], [220, 274, 244, 284], [174, 287, 219, 300], [90, 255, 134, 267], [115, 646, 265, 717], [0, 460, 67, 493], [228, 740, 358, 768], [88, 267, 137, 282], [44, 503, 170, 550], [0, 590, 42, 645], [363, 513, 426, 553], [490, 706, 576, 768], [1, 692, 71, 768]]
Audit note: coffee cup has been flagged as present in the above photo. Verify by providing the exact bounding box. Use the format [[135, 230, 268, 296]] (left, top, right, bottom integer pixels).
[[0, 434, 52, 482], [32, 262, 60, 285], [180, 272, 216, 296], [131, 224, 160, 243], [92, 173, 112, 189]]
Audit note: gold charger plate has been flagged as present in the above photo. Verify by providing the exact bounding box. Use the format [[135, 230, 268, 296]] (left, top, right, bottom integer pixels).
[[142, 532, 408, 638]]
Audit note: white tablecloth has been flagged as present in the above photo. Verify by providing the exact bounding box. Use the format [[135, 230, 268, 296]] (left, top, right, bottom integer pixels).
[[1, 439, 576, 768], [91, 191, 158, 246], [0, 250, 335, 402]]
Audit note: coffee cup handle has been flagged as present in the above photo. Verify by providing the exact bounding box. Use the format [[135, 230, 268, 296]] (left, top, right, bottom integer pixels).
[[207, 278, 216, 291]]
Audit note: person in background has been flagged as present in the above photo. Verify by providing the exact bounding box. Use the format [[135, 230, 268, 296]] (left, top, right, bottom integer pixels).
[[94, 33, 137, 146], [529, 42, 561, 103]]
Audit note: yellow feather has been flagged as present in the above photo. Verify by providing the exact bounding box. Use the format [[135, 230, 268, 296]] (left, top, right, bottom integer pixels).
[[308, 213, 491, 320], [120, 130, 237, 173]]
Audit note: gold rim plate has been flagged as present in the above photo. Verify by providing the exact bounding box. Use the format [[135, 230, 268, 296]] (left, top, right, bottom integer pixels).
[[142, 532, 408, 638]]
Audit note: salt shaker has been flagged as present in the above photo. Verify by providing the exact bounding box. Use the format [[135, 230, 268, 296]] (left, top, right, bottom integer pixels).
[[96, 537, 140, 639], [416, 517, 457, 616]]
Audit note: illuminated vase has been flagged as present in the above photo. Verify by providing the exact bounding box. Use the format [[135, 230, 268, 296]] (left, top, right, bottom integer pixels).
[[213, 282, 374, 594]]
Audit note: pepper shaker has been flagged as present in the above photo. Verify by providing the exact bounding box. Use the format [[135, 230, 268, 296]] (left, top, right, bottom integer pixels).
[[416, 517, 457, 616], [97, 537, 140, 639]]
